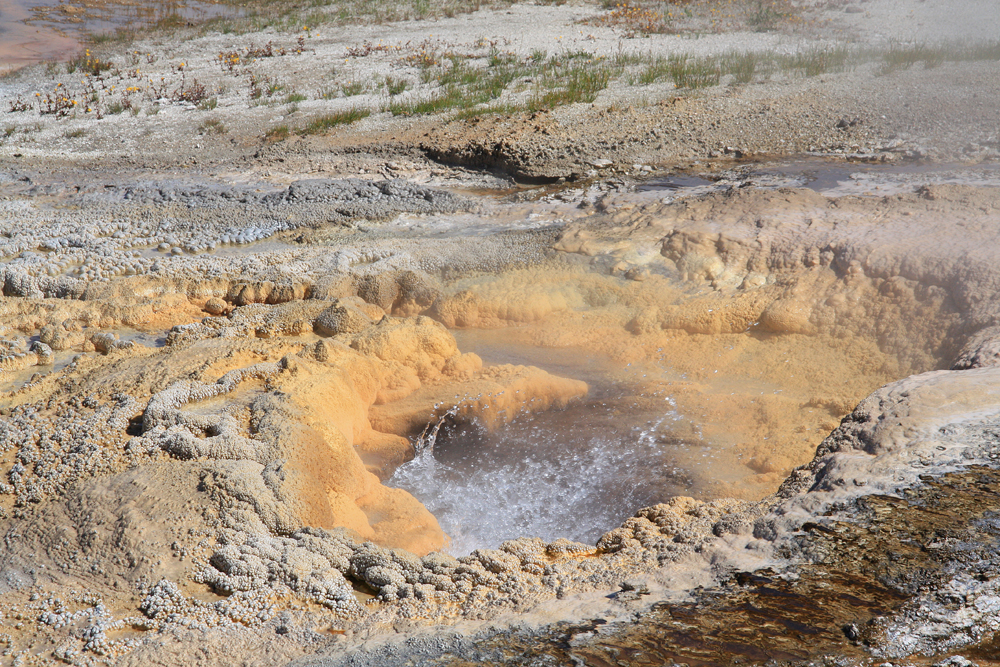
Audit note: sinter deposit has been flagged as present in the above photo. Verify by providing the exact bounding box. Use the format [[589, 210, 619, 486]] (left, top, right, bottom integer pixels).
[[0, 0, 998, 665]]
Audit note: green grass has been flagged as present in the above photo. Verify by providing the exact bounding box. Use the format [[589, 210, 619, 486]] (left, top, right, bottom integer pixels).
[[872, 40, 1000, 75], [264, 124, 291, 142], [960, 40, 1000, 61], [198, 118, 228, 134], [632, 55, 671, 85], [300, 107, 370, 134], [382, 76, 409, 96], [198, 96, 219, 110], [387, 87, 468, 116], [285, 92, 307, 103], [528, 59, 612, 110], [387, 51, 618, 117], [721, 50, 761, 84], [453, 101, 522, 120], [780, 45, 852, 77], [191, 0, 508, 38], [387, 55, 525, 116], [65, 53, 114, 76], [666, 54, 720, 89], [340, 81, 366, 96]]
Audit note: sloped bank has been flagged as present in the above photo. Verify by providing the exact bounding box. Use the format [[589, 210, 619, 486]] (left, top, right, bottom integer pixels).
[[289, 367, 1000, 666]]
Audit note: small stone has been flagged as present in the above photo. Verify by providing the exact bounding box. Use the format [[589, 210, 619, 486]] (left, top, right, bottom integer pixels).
[[203, 297, 227, 316], [933, 658, 974, 667], [624, 268, 649, 282]]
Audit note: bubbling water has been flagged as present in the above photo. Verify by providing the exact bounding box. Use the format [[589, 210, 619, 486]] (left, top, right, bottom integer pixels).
[[388, 391, 696, 555]]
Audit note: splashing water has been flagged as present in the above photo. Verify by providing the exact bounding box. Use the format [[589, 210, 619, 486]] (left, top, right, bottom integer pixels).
[[388, 395, 693, 555]]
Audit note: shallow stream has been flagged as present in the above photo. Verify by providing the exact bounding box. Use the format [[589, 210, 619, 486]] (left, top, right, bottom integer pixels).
[[0, 0, 231, 68]]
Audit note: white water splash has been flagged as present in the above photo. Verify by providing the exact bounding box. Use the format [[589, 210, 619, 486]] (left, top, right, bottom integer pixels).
[[388, 400, 689, 555]]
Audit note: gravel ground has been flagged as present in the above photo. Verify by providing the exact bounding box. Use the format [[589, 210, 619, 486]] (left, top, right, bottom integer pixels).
[[0, 0, 997, 183]]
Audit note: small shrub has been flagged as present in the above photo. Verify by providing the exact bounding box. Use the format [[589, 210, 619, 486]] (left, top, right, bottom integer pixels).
[[198, 96, 219, 110], [8, 96, 30, 112], [247, 73, 281, 101], [173, 78, 208, 103], [245, 41, 285, 58], [588, 2, 672, 37]]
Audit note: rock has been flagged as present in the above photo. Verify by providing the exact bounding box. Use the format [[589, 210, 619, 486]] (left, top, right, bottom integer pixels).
[[314, 301, 373, 337], [934, 658, 975, 667], [203, 297, 228, 316]]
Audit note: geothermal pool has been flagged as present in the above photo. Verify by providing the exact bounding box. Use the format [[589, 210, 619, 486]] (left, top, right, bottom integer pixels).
[[388, 382, 697, 555]]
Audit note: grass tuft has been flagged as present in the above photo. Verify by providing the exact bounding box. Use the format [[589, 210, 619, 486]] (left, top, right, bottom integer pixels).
[[382, 75, 410, 96], [300, 107, 370, 134], [198, 118, 228, 134], [667, 54, 720, 89], [264, 124, 291, 142]]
